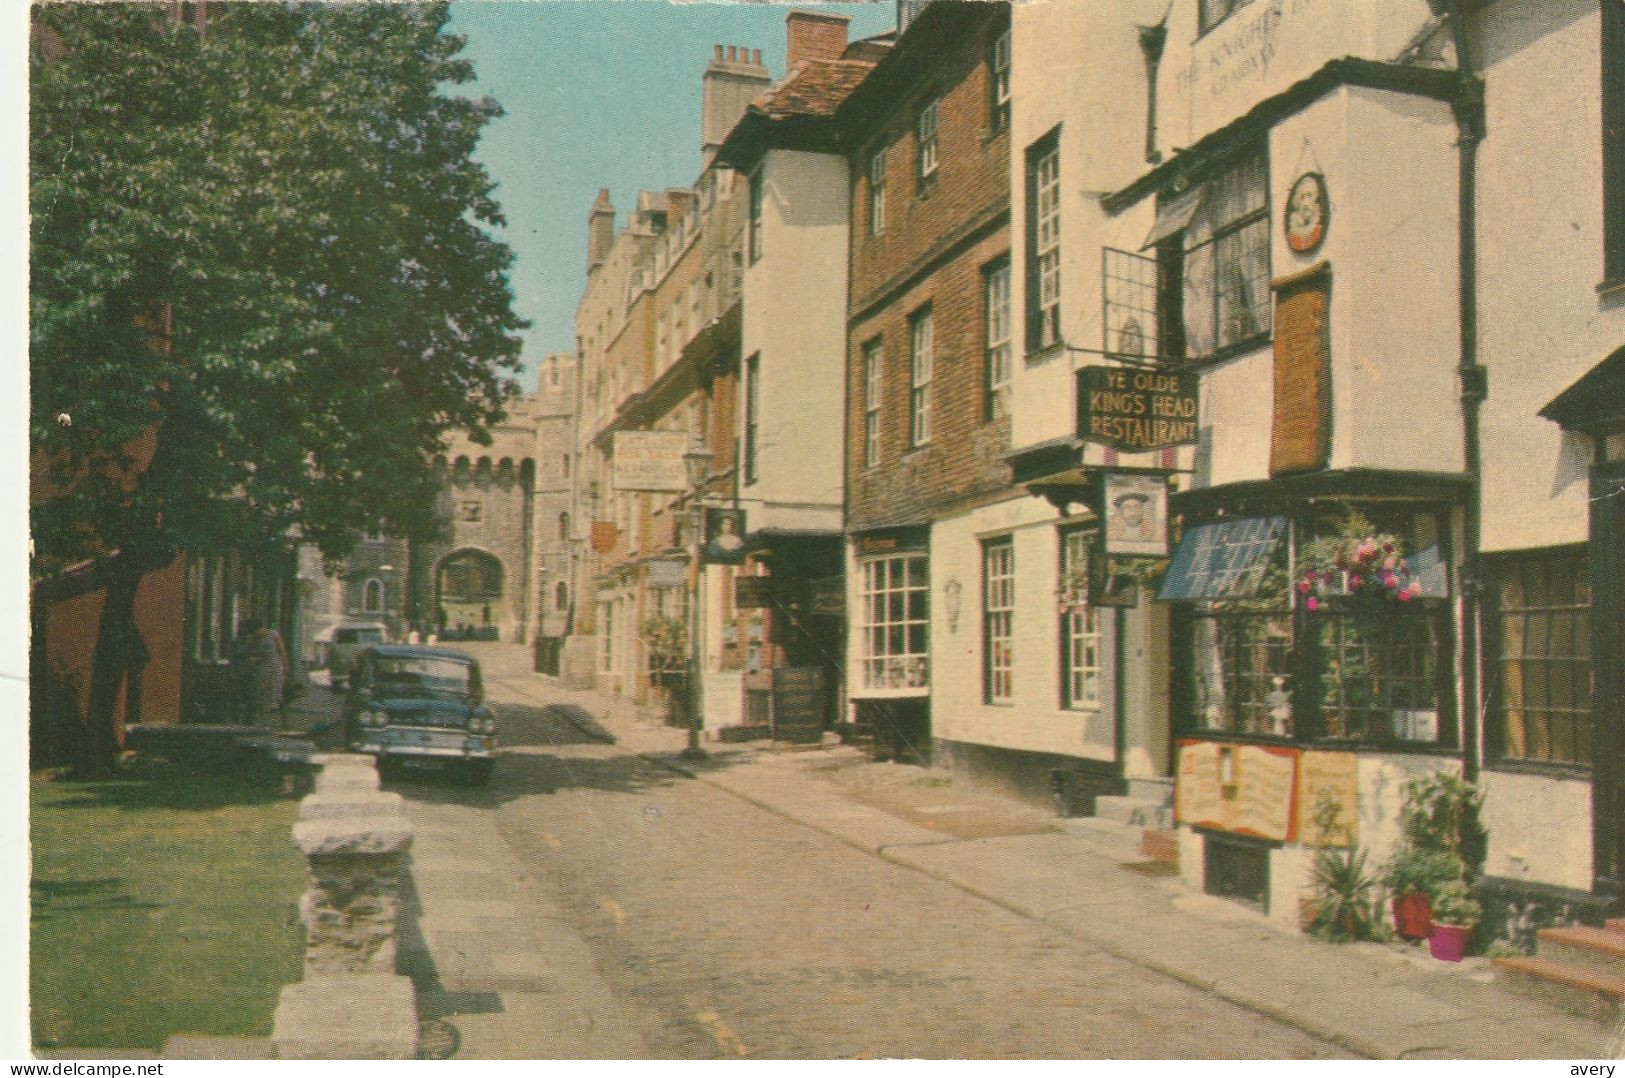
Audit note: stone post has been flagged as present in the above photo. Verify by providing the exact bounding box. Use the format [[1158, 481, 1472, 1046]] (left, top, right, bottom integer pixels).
[[272, 754, 419, 1059]]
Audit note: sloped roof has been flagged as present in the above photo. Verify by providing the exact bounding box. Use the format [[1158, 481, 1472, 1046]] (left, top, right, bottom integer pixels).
[[751, 58, 876, 120]]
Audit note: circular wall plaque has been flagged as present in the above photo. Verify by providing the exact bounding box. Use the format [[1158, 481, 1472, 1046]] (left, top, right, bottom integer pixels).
[[1284, 171, 1328, 254]]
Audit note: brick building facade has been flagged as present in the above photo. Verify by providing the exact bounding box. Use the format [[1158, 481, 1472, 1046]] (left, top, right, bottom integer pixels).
[[834, 1, 1013, 753]]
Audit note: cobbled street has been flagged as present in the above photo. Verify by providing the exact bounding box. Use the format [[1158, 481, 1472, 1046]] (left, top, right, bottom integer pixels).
[[386, 644, 1349, 1060]]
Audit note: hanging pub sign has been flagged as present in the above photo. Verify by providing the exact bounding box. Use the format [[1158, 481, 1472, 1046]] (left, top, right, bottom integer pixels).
[[612, 431, 691, 492], [1076, 366, 1199, 453], [1100, 471, 1169, 559]]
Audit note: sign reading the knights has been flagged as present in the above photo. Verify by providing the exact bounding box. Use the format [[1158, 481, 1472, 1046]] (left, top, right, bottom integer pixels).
[[1076, 367, 1199, 452], [612, 431, 690, 492]]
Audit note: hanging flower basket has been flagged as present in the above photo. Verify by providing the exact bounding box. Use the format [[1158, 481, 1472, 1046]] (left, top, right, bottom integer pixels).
[[1297, 521, 1423, 614]]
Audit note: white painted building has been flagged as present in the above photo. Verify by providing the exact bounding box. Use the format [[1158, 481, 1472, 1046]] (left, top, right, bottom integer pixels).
[[997, 0, 1623, 944]]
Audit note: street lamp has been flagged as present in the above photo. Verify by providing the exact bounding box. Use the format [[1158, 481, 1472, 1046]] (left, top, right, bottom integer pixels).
[[680, 431, 714, 762]]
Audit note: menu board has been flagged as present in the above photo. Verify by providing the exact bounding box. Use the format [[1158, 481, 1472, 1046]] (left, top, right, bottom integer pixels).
[[1176, 740, 1299, 842], [1297, 750, 1359, 847], [1176, 741, 1224, 828], [1234, 746, 1297, 842]]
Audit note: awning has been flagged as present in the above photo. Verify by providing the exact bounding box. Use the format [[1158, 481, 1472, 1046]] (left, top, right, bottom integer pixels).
[[1141, 185, 1207, 251], [1158, 516, 1286, 601], [1540, 344, 1625, 434]]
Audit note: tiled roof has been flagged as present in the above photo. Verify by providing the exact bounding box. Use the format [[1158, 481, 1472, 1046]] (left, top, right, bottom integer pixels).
[[751, 58, 875, 120]]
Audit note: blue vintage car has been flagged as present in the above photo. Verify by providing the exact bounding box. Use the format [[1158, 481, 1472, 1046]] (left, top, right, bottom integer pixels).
[[344, 645, 496, 785]]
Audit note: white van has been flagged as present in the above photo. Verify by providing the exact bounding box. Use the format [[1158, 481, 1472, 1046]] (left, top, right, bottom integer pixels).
[[325, 621, 388, 690]]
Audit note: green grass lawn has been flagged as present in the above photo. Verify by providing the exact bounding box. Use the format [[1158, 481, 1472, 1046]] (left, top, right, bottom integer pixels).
[[30, 770, 306, 1052]]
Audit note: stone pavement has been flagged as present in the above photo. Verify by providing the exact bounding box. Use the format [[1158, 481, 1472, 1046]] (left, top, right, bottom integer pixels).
[[517, 670, 1621, 1061], [279, 668, 648, 1057]]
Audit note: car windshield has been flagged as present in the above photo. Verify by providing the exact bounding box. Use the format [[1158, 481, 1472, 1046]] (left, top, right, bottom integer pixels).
[[373, 656, 472, 697], [337, 627, 384, 644]]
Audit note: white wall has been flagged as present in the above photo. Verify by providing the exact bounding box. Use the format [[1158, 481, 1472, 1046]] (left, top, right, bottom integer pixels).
[[1331, 88, 1463, 473], [1473, 0, 1622, 552], [740, 149, 850, 533], [930, 495, 1118, 765], [1008, 0, 1167, 453], [1481, 769, 1593, 891], [1155, 0, 1437, 156]]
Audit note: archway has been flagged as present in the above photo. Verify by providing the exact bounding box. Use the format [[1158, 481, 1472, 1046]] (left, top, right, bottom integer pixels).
[[434, 548, 506, 640]]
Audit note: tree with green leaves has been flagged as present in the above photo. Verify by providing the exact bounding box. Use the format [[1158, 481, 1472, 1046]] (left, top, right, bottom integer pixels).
[[31, 3, 525, 772]]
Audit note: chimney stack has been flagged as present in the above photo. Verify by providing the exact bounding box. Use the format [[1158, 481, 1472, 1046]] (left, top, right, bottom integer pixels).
[[785, 9, 850, 70], [587, 188, 615, 276], [700, 41, 772, 166]]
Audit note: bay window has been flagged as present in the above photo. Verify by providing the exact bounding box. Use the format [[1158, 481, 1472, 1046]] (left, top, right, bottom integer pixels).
[[1170, 505, 1451, 745]]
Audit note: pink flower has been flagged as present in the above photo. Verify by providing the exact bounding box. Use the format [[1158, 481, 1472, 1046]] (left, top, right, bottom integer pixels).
[[1397, 590, 1412, 602], [1297, 579, 1312, 594], [1306, 596, 1320, 612], [1382, 541, 1394, 554], [1408, 580, 1423, 596], [1349, 575, 1362, 590], [1383, 573, 1398, 589]]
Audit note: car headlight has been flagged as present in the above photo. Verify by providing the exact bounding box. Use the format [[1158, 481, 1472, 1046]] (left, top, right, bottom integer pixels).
[[470, 715, 494, 734], [361, 709, 389, 728]]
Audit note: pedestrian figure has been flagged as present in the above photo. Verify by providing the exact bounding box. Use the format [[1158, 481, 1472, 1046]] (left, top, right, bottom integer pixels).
[[236, 618, 289, 726]]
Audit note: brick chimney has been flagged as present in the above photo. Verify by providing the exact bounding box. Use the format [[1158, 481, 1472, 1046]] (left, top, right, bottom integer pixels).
[[701, 43, 772, 166], [587, 188, 615, 276], [786, 9, 850, 70]]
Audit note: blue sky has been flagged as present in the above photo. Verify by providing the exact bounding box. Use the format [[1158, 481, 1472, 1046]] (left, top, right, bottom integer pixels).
[[446, 1, 896, 387]]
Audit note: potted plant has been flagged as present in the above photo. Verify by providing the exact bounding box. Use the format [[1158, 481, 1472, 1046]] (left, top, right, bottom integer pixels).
[[1309, 841, 1380, 943], [1381, 846, 1459, 941], [1302, 793, 1379, 942], [1427, 879, 1482, 962], [1398, 772, 1487, 880]]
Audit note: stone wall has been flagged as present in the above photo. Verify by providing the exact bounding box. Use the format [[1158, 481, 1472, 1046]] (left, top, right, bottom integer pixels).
[[271, 754, 419, 1060]]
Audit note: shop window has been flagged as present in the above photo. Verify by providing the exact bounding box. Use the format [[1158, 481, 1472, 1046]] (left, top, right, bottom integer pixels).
[[1199, 0, 1256, 36], [916, 97, 940, 191], [1060, 528, 1102, 710], [1026, 129, 1061, 351], [868, 147, 887, 236], [989, 29, 1011, 132], [1487, 546, 1593, 767], [909, 305, 933, 447], [363, 578, 384, 614], [555, 582, 569, 612], [859, 552, 929, 690], [1173, 506, 1450, 745], [983, 539, 1015, 704], [1155, 147, 1271, 363], [863, 338, 883, 468], [983, 256, 1012, 421]]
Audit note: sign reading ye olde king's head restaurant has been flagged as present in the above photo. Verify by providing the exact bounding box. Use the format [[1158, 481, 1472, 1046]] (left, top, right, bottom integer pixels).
[[1077, 367, 1199, 453]]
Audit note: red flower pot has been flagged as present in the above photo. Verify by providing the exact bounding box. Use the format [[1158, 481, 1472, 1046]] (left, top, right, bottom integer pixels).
[[1392, 892, 1433, 941], [1428, 922, 1472, 962]]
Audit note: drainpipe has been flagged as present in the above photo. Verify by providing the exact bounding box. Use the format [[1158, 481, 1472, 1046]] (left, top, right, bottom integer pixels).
[[1446, 0, 1486, 783]]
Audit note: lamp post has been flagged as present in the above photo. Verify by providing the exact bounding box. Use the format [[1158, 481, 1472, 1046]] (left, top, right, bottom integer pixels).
[[680, 432, 714, 762]]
